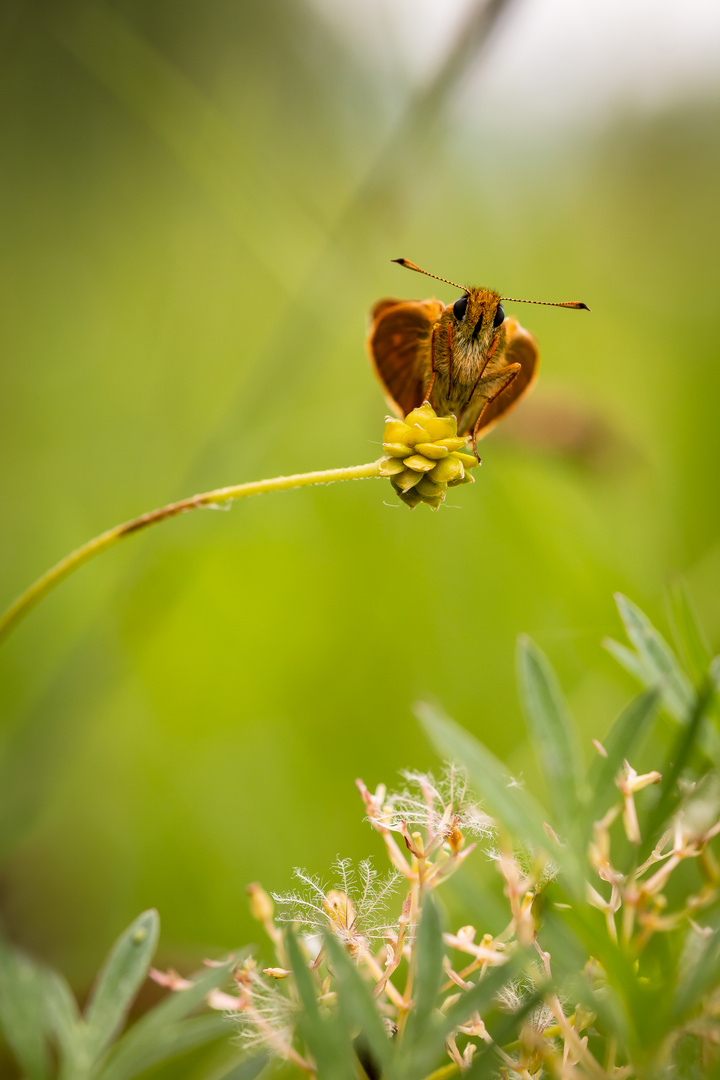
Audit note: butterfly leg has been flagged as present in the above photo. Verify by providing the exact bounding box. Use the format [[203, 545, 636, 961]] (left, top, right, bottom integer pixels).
[[423, 325, 439, 404], [447, 323, 454, 399], [471, 364, 520, 460]]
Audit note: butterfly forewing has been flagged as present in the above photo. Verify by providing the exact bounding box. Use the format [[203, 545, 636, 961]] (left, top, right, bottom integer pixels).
[[367, 298, 445, 417]]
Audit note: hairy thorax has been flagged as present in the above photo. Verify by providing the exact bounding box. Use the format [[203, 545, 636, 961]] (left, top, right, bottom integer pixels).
[[429, 287, 509, 419]]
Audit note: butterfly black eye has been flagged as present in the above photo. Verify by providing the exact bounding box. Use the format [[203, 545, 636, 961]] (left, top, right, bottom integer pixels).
[[453, 295, 468, 321], [493, 304, 505, 328]]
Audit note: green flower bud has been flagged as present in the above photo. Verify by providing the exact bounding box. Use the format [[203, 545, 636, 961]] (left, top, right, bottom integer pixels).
[[395, 487, 424, 509], [392, 468, 424, 493], [455, 452, 481, 470], [429, 455, 464, 484], [414, 442, 449, 460], [435, 437, 468, 453], [382, 442, 413, 458], [382, 404, 477, 508], [403, 454, 436, 473], [416, 475, 447, 499], [378, 457, 405, 476]]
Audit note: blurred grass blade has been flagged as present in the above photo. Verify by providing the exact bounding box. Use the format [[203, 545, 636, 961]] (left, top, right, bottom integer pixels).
[[406, 894, 444, 1039], [440, 954, 525, 1040], [587, 689, 659, 816], [210, 1058, 269, 1080], [43, 967, 85, 1078], [516, 635, 585, 830], [645, 677, 716, 836], [404, 956, 527, 1079], [51, 0, 321, 286], [0, 936, 53, 1080], [464, 986, 544, 1078], [323, 933, 393, 1075], [111, 955, 240, 1038], [416, 702, 584, 894], [667, 580, 712, 684], [672, 928, 720, 1025], [98, 959, 240, 1080], [612, 594, 694, 721], [98, 1015, 229, 1080], [603, 638, 647, 683], [82, 909, 160, 1065], [286, 928, 356, 1080]]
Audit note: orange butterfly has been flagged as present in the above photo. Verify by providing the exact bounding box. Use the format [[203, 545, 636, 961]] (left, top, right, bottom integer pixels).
[[368, 259, 589, 457]]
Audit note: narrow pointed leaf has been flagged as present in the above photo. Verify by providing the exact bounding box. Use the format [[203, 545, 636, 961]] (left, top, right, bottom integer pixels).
[[440, 953, 526, 1041], [323, 933, 393, 1074], [42, 967, 85, 1078], [404, 954, 531, 1079], [603, 637, 647, 683], [517, 635, 584, 829], [82, 909, 160, 1064], [286, 928, 356, 1080], [406, 894, 444, 1039], [588, 689, 659, 817], [667, 580, 712, 685], [464, 986, 545, 1078], [212, 1058, 269, 1080], [112, 954, 240, 1042], [98, 958, 239, 1080], [416, 702, 584, 894], [614, 594, 693, 721], [0, 937, 54, 1080], [645, 677, 716, 836], [97, 1015, 229, 1080]]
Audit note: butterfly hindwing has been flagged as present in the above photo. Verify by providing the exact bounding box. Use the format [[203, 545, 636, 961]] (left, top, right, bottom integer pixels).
[[367, 298, 445, 417]]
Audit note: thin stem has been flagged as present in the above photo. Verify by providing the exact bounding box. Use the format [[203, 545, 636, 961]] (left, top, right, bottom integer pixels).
[[0, 460, 384, 645]]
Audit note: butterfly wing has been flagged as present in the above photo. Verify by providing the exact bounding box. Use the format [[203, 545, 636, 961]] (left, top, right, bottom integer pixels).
[[367, 298, 445, 417], [475, 318, 539, 439]]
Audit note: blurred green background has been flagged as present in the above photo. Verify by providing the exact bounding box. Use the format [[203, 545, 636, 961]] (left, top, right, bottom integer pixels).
[[1, 0, 719, 1009]]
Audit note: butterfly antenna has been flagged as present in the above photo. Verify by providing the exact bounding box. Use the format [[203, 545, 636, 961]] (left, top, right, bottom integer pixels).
[[500, 296, 590, 311], [392, 258, 466, 293]]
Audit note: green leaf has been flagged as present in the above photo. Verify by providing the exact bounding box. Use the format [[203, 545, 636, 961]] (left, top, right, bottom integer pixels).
[[645, 676, 716, 837], [105, 951, 241, 1073], [97, 954, 243, 1080], [323, 932, 393, 1076], [286, 928, 356, 1080], [82, 909, 160, 1066], [613, 594, 694, 721], [211, 1058, 269, 1080], [516, 635, 585, 831], [98, 1015, 229, 1080], [402, 954, 530, 1080], [667, 579, 712, 685], [440, 953, 527, 1043], [43, 966, 85, 1077], [602, 637, 647, 683], [416, 702, 584, 895], [671, 927, 720, 1026], [464, 984, 545, 1078], [0, 935, 54, 1080], [408, 894, 444, 1038], [587, 689, 659, 817]]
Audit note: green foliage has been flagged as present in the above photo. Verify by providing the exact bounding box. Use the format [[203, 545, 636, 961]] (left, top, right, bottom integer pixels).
[[1, 593, 719, 1079], [0, 911, 254, 1080]]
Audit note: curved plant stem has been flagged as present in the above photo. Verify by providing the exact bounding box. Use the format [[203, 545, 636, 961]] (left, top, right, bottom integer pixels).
[[0, 460, 384, 645]]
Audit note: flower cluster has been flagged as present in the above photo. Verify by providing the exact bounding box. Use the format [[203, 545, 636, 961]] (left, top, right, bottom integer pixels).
[[151, 755, 720, 1078], [271, 857, 400, 957], [378, 403, 479, 509]]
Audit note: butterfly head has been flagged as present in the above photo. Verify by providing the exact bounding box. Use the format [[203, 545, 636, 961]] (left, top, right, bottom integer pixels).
[[449, 286, 506, 354]]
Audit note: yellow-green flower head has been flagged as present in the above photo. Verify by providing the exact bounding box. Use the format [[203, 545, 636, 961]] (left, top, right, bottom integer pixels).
[[378, 403, 480, 509]]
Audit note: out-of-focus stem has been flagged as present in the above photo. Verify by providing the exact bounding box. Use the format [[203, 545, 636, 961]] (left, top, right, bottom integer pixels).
[[0, 460, 384, 644]]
